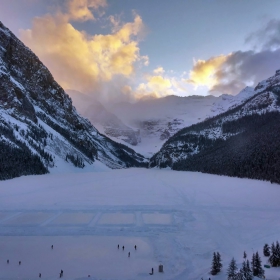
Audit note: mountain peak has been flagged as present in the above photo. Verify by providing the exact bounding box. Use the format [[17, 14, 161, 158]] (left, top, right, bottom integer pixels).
[[0, 21, 147, 180]]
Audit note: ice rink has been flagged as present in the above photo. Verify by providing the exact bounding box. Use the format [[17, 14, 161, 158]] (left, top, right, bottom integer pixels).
[[0, 168, 280, 279]]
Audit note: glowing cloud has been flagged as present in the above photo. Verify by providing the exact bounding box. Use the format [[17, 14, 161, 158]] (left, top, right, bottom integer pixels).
[[186, 20, 280, 96], [20, 2, 146, 95], [187, 55, 229, 89], [133, 67, 188, 100]]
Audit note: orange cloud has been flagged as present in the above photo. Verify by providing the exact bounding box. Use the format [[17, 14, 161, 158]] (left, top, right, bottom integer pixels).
[[20, 10, 146, 94], [186, 54, 230, 89], [133, 67, 185, 99]]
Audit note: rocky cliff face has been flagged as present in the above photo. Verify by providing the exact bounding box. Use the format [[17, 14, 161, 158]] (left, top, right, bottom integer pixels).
[[0, 21, 147, 179], [66, 90, 141, 146]]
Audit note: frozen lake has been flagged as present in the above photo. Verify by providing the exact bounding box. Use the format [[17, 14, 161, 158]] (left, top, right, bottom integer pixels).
[[0, 168, 280, 280]]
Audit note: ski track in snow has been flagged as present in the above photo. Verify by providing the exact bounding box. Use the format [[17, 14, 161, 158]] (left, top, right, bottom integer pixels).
[[0, 168, 280, 280]]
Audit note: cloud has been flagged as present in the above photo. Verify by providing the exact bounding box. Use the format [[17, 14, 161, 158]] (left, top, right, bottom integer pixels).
[[186, 55, 229, 89], [20, 4, 146, 95], [132, 67, 188, 100], [153, 67, 165, 74], [211, 49, 280, 95], [245, 19, 280, 51], [186, 19, 280, 95], [67, 0, 107, 21]]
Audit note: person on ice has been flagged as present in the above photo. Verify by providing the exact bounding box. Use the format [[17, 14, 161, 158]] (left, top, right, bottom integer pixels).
[[128, 252, 130, 257], [7, 259, 9, 264], [149, 268, 154, 275], [122, 246, 125, 250], [39, 273, 41, 278], [51, 245, 53, 249], [134, 245, 137, 250], [118, 244, 119, 249], [19, 261, 21, 265]]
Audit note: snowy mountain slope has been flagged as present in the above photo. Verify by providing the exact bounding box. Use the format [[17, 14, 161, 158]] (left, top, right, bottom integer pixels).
[[104, 88, 255, 156], [0, 21, 147, 180], [150, 69, 280, 183], [67, 90, 141, 146]]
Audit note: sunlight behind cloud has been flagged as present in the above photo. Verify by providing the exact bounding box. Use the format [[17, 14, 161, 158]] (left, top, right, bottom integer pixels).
[[186, 55, 229, 89], [20, 1, 146, 95]]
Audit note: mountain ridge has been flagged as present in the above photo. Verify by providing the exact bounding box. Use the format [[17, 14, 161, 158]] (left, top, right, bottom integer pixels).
[[149, 69, 280, 183], [0, 21, 147, 180]]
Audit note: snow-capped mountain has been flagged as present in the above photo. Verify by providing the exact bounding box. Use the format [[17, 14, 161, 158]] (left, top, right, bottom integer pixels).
[[68, 87, 256, 158], [67, 90, 141, 146], [105, 87, 255, 156], [0, 21, 147, 180], [150, 69, 280, 184]]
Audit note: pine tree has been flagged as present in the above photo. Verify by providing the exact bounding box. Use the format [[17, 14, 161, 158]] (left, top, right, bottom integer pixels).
[[243, 251, 247, 259], [211, 252, 218, 275], [251, 253, 255, 274], [239, 260, 253, 280], [245, 260, 253, 280], [275, 241, 280, 266], [227, 258, 238, 279], [252, 252, 265, 278], [263, 243, 270, 257], [269, 241, 280, 267], [216, 252, 223, 272]]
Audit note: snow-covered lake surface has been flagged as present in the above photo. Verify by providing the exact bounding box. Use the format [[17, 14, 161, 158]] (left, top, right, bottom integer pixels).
[[0, 168, 280, 280]]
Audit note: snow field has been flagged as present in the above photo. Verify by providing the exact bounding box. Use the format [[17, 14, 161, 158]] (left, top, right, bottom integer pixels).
[[142, 213, 172, 225], [0, 236, 157, 280], [51, 213, 95, 226], [0, 168, 280, 279]]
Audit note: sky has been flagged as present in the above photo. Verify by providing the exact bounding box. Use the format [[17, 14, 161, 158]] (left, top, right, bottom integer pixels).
[[1, 0, 280, 103]]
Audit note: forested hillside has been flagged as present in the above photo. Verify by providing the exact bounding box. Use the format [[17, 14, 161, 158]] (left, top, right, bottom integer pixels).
[[150, 70, 280, 184]]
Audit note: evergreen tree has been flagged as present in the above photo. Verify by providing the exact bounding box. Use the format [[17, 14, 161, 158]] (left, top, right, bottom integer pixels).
[[252, 252, 264, 278], [239, 260, 253, 280], [243, 251, 247, 259], [275, 241, 280, 266], [269, 241, 280, 267], [227, 258, 238, 279], [245, 260, 253, 280], [263, 243, 270, 257], [251, 253, 255, 274], [216, 252, 223, 272], [211, 252, 218, 275]]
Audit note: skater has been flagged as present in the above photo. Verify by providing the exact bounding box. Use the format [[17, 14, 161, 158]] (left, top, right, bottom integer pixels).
[[7, 259, 9, 264], [19, 261, 21, 265], [149, 268, 154, 275], [118, 244, 119, 249], [39, 273, 41, 278], [134, 245, 137, 250], [122, 246, 125, 250], [128, 252, 130, 257], [51, 245, 53, 249], [61, 270, 63, 275]]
